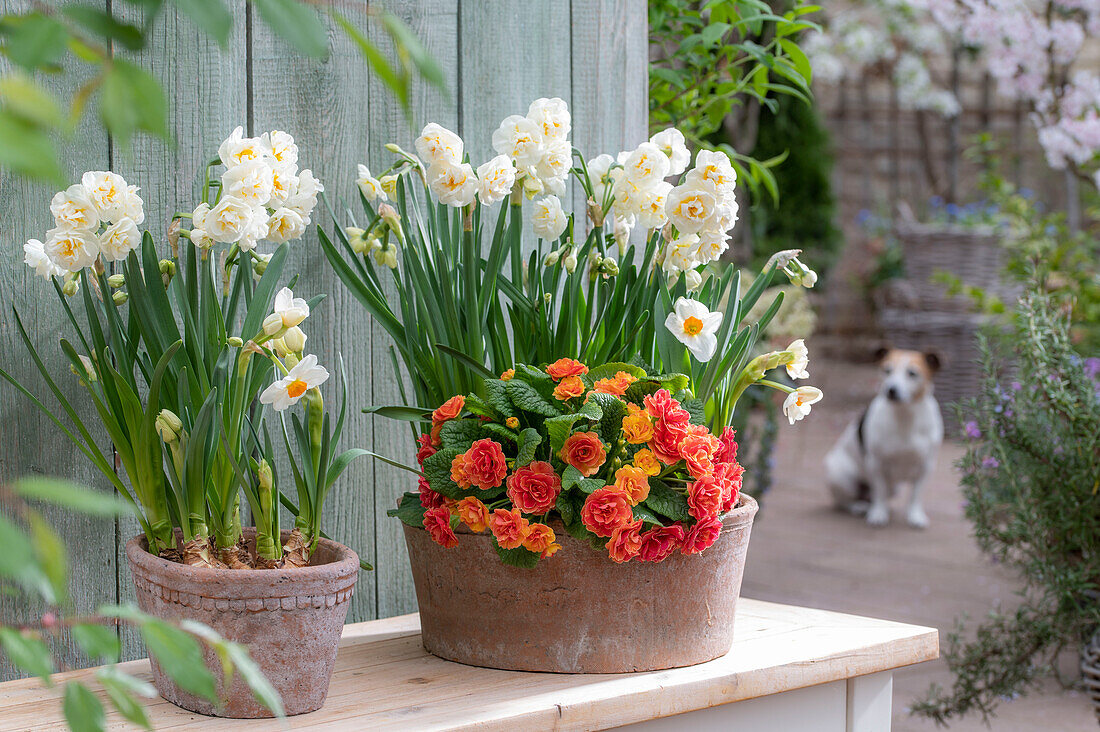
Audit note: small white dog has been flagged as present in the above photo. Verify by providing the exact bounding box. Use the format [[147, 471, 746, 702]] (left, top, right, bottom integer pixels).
[[825, 348, 943, 528]]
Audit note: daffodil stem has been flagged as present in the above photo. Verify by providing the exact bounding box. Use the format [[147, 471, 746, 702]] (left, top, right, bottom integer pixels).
[[758, 379, 795, 393]]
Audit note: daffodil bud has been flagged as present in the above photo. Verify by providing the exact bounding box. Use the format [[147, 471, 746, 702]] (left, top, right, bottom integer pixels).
[[283, 325, 307, 353], [380, 175, 398, 196], [602, 259, 620, 277], [270, 337, 289, 357], [379, 203, 403, 241], [62, 278, 79, 297], [345, 226, 365, 241], [382, 248, 398, 269], [563, 251, 578, 274], [256, 459, 273, 492], [155, 409, 183, 443], [284, 352, 300, 369], [253, 257, 268, 276], [522, 171, 544, 199], [227, 336, 244, 348], [107, 274, 126, 289], [544, 249, 561, 267], [684, 269, 702, 292], [70, 355, 96, 382], [113, 291, 128, 305], [159, 259, 176, 276], [543, 292, 553, 304], [262, 312, 283, 336], [384, 142, 402, 154]]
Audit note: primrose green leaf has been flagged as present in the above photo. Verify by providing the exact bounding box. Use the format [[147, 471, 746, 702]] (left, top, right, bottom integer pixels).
[[386, 491, 427, 527], [72, 623, 121, 663], [95, 668, 153, 730], [0, 13, 69, 69], [0, 628, 54, 682], [136, 618, 218, 703], [168, 0, 232, 45], [644, 480, 691, 522], [253, 0, 329, 59], [514, 428, 541, 466], [493, 542, 539, 569]]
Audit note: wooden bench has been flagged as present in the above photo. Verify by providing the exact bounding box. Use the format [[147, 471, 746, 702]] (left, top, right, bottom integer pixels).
[[0, 598, 938, 730]]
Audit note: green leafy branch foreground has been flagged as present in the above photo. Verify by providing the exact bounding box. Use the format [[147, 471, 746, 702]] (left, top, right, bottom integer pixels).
[[0, 478, 282, 730], [0, 0, 443, 185], [911, 294, 1100, 723]]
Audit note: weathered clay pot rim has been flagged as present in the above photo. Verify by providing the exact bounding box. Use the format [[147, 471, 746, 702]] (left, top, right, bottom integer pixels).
[[126, 528, 359, 596], [425, 492, 759, 537]]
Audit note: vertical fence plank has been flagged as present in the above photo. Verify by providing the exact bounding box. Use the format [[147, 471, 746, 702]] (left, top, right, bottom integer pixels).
[[365, 0, 460, 620], [0, 0, 115, 681], [108, 1, 249, 661], [569, 0, 649, 223], [249, 5, 380, 623]]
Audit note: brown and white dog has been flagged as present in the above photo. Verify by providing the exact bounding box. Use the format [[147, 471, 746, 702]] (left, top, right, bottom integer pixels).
[[825, 348, 943, 528]]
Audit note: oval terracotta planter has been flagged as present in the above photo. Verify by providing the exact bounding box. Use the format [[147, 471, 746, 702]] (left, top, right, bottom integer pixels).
[[125, 528, 358, 718], [403, 493, 758, 673]]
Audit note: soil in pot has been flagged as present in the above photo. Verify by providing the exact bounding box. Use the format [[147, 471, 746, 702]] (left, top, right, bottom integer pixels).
[[126, 528, 358, 717], [403, 494, 758, 674]]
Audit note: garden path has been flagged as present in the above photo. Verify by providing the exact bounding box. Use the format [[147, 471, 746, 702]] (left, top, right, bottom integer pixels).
[[741, 356, 1095, 731]]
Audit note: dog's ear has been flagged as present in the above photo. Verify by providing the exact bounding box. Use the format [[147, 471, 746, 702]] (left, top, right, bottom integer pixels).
[[873, 346, 890, 363], [924, 351, 942, 373]]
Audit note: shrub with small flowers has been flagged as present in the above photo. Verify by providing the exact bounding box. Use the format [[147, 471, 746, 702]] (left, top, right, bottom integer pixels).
[[387, 361, 746, 568], [3, 127, 364, 570]]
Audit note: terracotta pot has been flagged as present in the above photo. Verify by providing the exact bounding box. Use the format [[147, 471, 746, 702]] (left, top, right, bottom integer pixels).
[[125, 528, 358, 717], [403, 494, 758, 673]]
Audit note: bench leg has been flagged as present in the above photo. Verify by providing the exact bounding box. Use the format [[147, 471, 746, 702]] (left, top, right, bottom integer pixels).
[[846, 670, 893, 732]]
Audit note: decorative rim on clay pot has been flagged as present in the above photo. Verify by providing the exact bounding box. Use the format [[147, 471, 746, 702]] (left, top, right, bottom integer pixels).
[[403, 493, 758, 674], [125, 528, 358, 718]]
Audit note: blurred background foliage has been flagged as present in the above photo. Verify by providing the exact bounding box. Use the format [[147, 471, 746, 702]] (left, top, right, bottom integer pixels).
[[0, 0, 443, 185]]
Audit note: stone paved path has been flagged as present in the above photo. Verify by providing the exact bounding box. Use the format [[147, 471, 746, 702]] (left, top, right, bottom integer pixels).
[[740, 357, 1095, 731]]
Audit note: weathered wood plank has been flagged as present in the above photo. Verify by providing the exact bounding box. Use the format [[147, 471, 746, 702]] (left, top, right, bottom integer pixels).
[[365, 0, 460, 620], [109, 0, 250, 662], [0, 0, 116, 681], [248, 3, 379, 623], [569, 0, 649, 220]]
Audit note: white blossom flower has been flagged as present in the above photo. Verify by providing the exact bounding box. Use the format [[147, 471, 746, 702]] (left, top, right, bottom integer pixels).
[[526, 97, 571, 141], [686, 150, 737, 202], [666, 182, 719, 234], [649, 128, 691, 176], [45, 227, 100, 271], [476, 154, 516, 205], [415, 123, 464, 166], [222, 159, 275, 207], [622, 142, 671, 188], [238, 207, 271, 252], [262, 130, 298, 169], [189, 203, 214, 248], [218, 125, 266, 168], [664, 297, 722, 362], [535, 139, 572, 188], [98, 217, 141, 262], [269, 166, 298, 207], [634, 180, 672, 230], [662, 234, 701, 274], [586, 153, 618, 202], [266, 207, 306, 243], [282, 325, 307, 353], [81, 171, 142, 224], [694, 229, 730, 264], [272, 286, 309, 329], [684, 269, 703, 292], [50, 184, 100, 232], [285, 169, 323, 223], [427, 161, 478, 207], [611, 213, 633, 253], [783, 386, 823, 425], [492, 114, 544, 168], [785, 339, 809, 379], [24, 238, 65, 279], [259, 354, 329, 411], [356, 164, 387, 203], [202, 196, 255, 243], [531, 195, 568, 240]]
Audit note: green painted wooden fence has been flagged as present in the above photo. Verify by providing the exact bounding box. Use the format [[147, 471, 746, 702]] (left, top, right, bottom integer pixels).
[[0, 0, 646, 678]]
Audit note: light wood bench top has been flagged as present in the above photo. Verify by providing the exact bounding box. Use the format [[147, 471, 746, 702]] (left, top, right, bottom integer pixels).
[[0, 598, 938, 731]]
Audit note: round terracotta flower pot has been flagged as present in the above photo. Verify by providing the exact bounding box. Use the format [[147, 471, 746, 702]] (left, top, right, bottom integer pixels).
[[403, 494, 758, 673], [125, 528, 358, 718]]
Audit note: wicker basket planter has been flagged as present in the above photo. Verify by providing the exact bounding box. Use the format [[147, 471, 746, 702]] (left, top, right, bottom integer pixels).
[[402, 494, 758, 674], [126, 529, 359, 718], [894, 223, 1018, 312]]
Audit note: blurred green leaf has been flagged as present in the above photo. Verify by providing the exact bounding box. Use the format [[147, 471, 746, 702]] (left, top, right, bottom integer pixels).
[[63, 5, 145, 51], [0, 12, 69, 69], [0, 512, 55, 602], [95, 669, 154, 730], [223, 641, 283, 717], [62, 682, 106, 732], [138, 618, 218, 702], [169, 0, 232, 45], [13, 478, 136, 518], [72, 623, 121, 663], [335, 13, 407, 111], [26, 510, 67, 607], [99, 59, 168, 146], [379, 11, 446, 93], [0, 75, 63, 128], [253, 0, 328, 59], [0, 110, 64, 185], [0, 628, 54, 682]]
